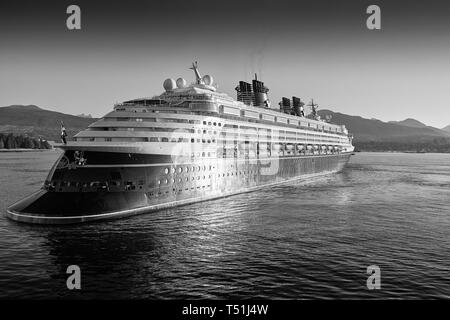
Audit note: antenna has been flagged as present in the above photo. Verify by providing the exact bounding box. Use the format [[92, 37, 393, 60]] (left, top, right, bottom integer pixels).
[[307, 99, 319, 119], [307, 99, 318, 109]]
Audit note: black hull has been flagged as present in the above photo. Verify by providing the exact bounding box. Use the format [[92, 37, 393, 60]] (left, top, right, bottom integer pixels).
[[7, 153, 351, 224]]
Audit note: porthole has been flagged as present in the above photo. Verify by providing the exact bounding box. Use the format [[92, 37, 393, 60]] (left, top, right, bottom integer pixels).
[[171, 168, 175, 174], [158, 180, 161, 184], [164, 179, 168, 184], [164, 168, 169, 174], [178, 167, 182, 173]]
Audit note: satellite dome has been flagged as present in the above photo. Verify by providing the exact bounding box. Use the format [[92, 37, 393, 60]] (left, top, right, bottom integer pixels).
[[163, 78, 176, 91], [202, 75, 214, 86], [176, 77, 187, 88]]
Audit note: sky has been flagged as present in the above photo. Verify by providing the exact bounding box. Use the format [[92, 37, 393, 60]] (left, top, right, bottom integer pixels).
[[0, 0, 449, 128]]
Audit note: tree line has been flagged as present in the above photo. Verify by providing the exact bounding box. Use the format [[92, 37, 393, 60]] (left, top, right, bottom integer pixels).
[[0, 133, 52, 149], [354, 139, 450, 153]]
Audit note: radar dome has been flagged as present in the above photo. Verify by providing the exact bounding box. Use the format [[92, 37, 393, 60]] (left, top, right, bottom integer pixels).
[[176, 77, 187, 88], [202, 75, 214, 86], [163, 78, 176, 91]]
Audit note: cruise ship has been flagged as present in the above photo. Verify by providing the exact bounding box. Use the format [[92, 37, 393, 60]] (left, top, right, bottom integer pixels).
[[7, 62, 354, 224]]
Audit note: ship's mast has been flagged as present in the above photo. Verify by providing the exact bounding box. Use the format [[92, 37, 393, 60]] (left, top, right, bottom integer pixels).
[[307, 99, 319, 119], [190, 61, 203, 84]]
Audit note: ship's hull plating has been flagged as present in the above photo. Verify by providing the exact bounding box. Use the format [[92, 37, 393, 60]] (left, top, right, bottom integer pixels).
[[7, 152, 351, 224]]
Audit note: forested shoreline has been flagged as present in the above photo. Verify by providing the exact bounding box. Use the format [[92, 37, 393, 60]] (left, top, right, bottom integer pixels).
[[354, 138, 450, 153], [0, 133, 52, 150]]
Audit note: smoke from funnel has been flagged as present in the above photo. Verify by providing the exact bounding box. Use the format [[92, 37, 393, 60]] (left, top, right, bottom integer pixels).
[[250, 41, 266, 80]]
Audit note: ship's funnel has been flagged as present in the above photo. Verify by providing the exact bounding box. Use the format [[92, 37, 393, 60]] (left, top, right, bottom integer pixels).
[[235, 81, 253, 106], [235, 74, 270, 107], [281, 97, 291, 114], [252, 74, 270, 107], [292, 96, 304, 116]]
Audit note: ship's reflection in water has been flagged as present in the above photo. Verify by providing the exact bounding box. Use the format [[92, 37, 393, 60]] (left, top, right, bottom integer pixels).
[[42, 190, 288, 299], [1, 152, 450, 299]]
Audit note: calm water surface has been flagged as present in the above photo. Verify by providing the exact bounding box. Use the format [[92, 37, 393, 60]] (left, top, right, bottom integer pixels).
[[0, 151, 449, 299]]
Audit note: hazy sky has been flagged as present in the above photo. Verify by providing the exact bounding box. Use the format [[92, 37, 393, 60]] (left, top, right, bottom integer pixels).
[[1, 0, 449, 127]]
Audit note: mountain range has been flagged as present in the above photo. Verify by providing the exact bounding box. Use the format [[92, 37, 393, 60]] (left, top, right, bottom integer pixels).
[[1, 105, 449, 152], [0, 105, 97, 142], [317, 110, 450, 152]]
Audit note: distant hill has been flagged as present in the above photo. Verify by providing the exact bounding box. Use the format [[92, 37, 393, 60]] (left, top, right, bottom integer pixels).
[[442, 125, 450, 133], [318, 110, 450, 152], [0, 105, 97, 141], [388, 118, 427, 128]]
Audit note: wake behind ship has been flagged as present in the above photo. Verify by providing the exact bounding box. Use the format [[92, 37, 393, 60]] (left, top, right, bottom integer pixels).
[[7, 63, 354, 224]]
